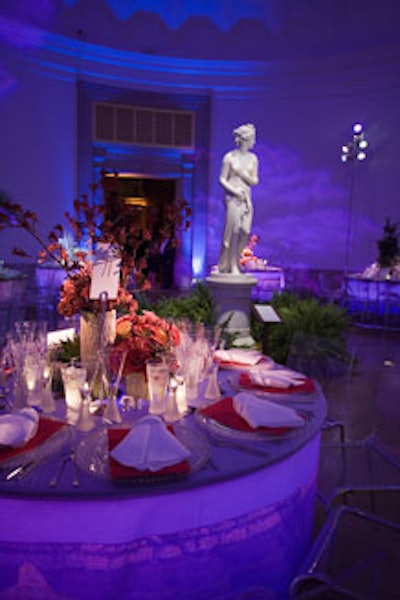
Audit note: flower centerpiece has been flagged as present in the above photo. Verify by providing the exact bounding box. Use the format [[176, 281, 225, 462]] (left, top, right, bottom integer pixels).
[[1, 171, 190, 311], [0, 171, 191, 376], [240, 234, 267, 271], [110, 310, 181, 398]]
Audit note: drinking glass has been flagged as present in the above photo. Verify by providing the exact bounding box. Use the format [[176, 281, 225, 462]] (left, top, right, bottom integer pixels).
[[23, 354, 46, 407], [102, 347, 127, 424], [6, 320, 48, 408], [146, 359, 169, 415], [60, 363, 87, 424]]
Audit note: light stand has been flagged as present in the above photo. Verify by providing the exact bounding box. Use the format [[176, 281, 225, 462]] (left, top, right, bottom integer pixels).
[[341, 123, 368, 297]]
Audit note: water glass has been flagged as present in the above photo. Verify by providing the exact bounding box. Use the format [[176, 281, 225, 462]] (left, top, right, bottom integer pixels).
[[60, 363, 87, 422], [23, 354, 46, 407], [146, 359, 169, 415]]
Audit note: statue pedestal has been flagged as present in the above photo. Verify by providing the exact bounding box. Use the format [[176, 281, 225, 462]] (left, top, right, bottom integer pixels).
[[206, 273, 258, 347]]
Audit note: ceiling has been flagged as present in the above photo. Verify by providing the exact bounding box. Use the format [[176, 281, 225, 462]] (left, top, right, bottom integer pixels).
[[1, 0, 400, 61]]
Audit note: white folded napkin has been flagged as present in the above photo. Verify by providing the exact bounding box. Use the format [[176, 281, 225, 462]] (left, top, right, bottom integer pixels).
[[233, 392, 304, 429], [110, 415, 191, 472], [247, 369, 306, 389], [215, 349, 263, 366], [0, 408, 39, 447]]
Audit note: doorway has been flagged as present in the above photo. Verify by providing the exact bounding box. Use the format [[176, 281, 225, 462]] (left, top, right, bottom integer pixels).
[[104, 173, 177, 289]]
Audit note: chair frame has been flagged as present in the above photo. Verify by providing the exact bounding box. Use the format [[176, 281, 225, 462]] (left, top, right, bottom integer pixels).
[[318, 434, 400, 512], [290, 504, 400, 599]]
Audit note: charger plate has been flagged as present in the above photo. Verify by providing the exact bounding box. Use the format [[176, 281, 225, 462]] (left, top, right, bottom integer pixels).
[[228, 371, 316, 399], [0, 417, 71, 472], [215, 354, 274, 371], [74, 418, 210, 485], [195, 397, 308, 443]]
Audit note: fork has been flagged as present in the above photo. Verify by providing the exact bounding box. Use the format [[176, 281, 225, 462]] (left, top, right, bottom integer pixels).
[[70, 451, 80, 487], [48, 454, 70, 488]]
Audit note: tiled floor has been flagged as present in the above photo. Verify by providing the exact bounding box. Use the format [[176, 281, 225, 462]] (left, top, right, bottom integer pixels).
[[296, 325, 400, 598], [321, 325, 400, 452], [315, 325, 400, 519]]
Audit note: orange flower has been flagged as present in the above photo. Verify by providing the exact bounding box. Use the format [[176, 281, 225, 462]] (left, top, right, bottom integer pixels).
[[153, 328, 169, 346], [116, 316, 132, 338], [111, 311, 181, 375]]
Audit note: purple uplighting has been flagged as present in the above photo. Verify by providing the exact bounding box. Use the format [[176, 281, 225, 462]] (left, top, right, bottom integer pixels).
[[1, 5, 400, 595]]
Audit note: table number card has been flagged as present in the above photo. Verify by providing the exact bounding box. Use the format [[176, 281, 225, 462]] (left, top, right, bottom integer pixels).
[[90, 243, 121, 301], [253, 304, 281, 323]]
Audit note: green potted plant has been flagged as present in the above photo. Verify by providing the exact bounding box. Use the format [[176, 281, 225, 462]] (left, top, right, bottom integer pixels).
[[251, 291, 350, 379]]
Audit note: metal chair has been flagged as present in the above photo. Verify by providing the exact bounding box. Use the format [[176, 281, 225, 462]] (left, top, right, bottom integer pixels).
[[287, 330, 350, 448], [290, 504, 400, 599], [317, 435, 400, 513], [318, 271, 345, 306]]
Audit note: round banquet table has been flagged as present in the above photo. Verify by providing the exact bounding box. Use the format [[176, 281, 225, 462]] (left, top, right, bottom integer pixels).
[[0, 369, 326, 600]]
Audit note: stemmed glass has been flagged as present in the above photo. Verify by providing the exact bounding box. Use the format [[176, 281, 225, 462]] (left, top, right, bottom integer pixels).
[[203, 325, 222, 400], [41, 360, 56, 414], [174, 321, 222, 405], [0, 345, 13, 411], [5, 320, 48, 409], [76, 381, 96, 432], [91, 346, 127, 425]]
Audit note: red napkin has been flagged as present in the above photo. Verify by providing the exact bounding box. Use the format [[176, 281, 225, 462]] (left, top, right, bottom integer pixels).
[[107, 428, 191, 481], [0, 417, 67, 462], [238, 372, 315, 394], [198, 397, 291, 435]]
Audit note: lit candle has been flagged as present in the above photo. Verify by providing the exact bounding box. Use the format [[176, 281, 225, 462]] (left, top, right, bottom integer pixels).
[[175, 375, 187, 415], [24, 364, 38, 392], [164, 377, 180, 423], [23, 357, 44, 407], [61, 364, 87, 412]]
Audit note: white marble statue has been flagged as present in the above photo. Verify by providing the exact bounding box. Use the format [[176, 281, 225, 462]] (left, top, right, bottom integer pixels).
[[217, 123, 259, 275]]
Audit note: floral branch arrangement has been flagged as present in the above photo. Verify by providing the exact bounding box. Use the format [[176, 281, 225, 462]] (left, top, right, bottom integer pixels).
[[0, 170, 191, 318], [0, 191, 69, 268]]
